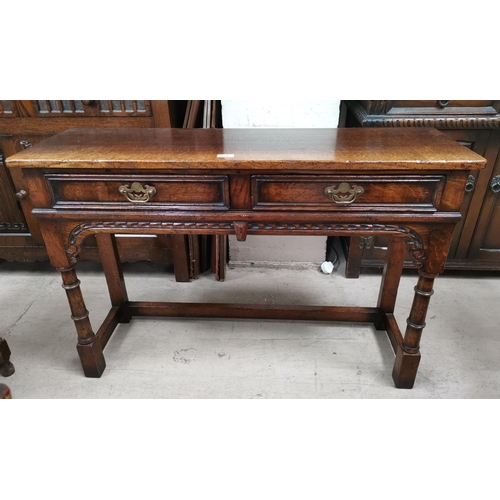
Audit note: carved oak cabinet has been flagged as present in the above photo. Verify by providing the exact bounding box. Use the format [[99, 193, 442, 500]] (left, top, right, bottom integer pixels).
[[0, 100, 201, 278], [5, 127, 485, 388], [340, 100, 500, 277]]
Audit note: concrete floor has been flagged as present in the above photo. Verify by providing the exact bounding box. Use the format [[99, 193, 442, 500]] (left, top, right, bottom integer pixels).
[[1, 248, 499, 398]]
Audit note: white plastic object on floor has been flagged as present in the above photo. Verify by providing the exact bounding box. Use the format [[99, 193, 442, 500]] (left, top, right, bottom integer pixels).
[[321, 261, 334, 274]]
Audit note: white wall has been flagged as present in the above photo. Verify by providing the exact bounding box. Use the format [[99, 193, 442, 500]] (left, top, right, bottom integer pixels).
[[221, 100, 340, 128], [221, 100, 341, 264]]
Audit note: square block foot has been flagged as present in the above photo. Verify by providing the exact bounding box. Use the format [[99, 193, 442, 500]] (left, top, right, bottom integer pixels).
[[77, 337, 106, 378], [392, 346, 421, 389]]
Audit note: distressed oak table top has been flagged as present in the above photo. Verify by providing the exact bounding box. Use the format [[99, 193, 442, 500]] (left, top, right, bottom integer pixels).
[[6, 127, 485, 170]]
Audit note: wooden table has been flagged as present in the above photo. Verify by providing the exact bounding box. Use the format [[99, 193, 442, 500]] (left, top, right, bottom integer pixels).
[[6, 127, 485, 388]]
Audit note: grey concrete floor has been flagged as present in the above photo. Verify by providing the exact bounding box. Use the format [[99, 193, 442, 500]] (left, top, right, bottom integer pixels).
[[1, 249, 499, 398]]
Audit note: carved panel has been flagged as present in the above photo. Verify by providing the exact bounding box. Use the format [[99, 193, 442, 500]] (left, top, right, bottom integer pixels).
[[347, 101, 500, 129], [0, 100, 18, 117], [0, 222, 28, 232], [368, 101, 389, 115], [65, 220, 426, 268], [32, 100, 151, 117], [364, 116, 500, 129]]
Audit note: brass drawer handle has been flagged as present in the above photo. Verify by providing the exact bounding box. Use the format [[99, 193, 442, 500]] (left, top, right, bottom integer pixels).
[[490, 175, 500, 194], [438, 100, 450, 108], [19, 140, 33, 149], [324, 182, 364, 204], [118, 182, 156, 203]]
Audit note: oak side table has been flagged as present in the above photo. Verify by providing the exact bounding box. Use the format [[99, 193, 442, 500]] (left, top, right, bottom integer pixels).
[[6, 127, 485, 388]]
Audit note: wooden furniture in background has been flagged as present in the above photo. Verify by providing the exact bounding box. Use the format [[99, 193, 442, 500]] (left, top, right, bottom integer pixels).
[[182, 100, 227, 280], [0, 337, 14, 377], [0, 100, 222, 281], [6, 127, 485, 388], [340, 100, 500, 277]]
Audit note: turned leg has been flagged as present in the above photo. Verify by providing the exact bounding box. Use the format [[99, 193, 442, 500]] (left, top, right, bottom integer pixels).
[[375, 237, 407, 331], [38, 220, 106, 377], [0, 338, 15, 377], [391, 225, 455, 388], [96, 233, 131, 323], [58, 264, 105, 377], [392, 272, 436, 388]]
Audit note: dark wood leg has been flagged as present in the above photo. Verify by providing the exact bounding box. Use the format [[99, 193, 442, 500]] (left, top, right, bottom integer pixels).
[[343, 236, 363, 279], [392, 225, 455, 388], [0, 338, 15, 377], [38, 220, 106, 377], [58, 264, 106, 377], [96, 233, 131, 323], [375, 237, 407, 330], [171, 234, 191, 282], [392, 272, 436, 388]]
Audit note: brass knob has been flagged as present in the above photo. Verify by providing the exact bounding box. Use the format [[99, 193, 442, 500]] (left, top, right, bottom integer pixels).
[[19, 140, 32, 149], [15, 190, 28, 200]]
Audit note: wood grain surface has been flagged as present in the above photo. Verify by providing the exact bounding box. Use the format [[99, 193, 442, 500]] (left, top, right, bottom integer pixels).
[[6, 127, 486, 170]]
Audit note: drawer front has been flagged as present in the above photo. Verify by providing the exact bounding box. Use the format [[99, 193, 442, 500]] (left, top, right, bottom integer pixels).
[[387, 100, 500, 115], [47, 174, 229, 210], [251, 175, 445, 212]]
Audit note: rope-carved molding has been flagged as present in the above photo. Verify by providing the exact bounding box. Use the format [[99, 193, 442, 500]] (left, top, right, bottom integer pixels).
[[65, 220, 426, 268], [364, 117, 500, 129], [0, 222, 28, 232], [348, 102, 500, 129]]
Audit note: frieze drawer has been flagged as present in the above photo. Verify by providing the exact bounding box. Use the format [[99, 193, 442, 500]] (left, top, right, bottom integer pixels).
[[46, 174, 230, 210], [251, 175, 446, 212]]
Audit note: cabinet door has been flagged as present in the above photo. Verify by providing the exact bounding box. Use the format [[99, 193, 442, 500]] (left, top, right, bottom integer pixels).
[[1, 134, 52, 242], [466, 131, 500, 261], [441, 130, 490, 258], [356, 129, 490, 265], [0, 143, 27, 233], [6, 134, 51, 244], [0, 127, 37, 234]]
